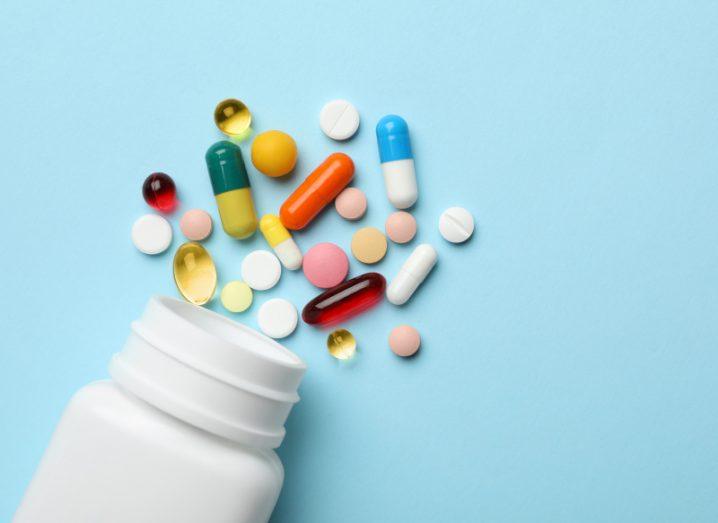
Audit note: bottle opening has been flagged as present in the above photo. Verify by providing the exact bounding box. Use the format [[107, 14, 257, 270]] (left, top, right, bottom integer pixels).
[[158, 296, 303, 368]]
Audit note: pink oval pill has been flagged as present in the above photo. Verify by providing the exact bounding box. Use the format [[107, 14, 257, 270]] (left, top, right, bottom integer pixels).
[[334, 187, 367, 220], [389, 325, 421, 357], [385, 211, 417, 244], [303, 242, 349, 288], [180, 209, 213, 241]]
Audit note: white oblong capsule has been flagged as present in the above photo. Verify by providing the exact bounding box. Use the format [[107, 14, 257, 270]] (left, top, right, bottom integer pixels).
[[376, 115, 418, 209], [259, 214, 303, 271], [386, 244, 437, 305]]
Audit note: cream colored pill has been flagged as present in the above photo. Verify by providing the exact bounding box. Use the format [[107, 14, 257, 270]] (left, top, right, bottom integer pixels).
[[220, 281, 253, 312], [439, 206, 474, 243], [319, 99, 360, 141], [351, 227, 387, 264]]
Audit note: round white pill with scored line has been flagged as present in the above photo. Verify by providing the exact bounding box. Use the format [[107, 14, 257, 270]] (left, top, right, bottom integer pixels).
[[319, 99, 360, 141], [439, 207, 474, 243]]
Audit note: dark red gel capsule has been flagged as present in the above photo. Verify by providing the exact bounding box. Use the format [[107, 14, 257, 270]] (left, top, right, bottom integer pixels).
[[302, 272, 386, 327], [142, 172, 177, 212]]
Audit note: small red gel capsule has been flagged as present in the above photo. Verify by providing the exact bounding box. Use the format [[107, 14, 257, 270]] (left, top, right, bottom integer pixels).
[[302, 272, 386, 327], [142, 172, 177, 212]]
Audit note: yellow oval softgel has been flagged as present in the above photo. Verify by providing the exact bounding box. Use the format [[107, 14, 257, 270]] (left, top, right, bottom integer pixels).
[[327, 328, 356, 360], [214, 99, 252, 138], [173, 242, 217, 305]]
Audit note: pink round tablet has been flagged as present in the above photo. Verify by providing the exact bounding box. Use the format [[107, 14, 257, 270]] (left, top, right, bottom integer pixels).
[[389, 325, 421, 357], [385, 211, 417, 244], [180, 209, 213, 241], [334, 187, 367, 220], [303, 242, 349, 288]]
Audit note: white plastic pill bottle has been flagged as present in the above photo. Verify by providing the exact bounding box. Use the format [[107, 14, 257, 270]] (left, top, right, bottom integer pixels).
[[14, 296, 306, 523]]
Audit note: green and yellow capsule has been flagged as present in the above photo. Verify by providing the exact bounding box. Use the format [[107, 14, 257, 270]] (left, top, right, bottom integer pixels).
[[205, 141, 258, 239]]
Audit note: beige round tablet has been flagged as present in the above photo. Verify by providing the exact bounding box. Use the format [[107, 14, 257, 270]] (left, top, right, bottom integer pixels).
[[351, 227, 387, 264]]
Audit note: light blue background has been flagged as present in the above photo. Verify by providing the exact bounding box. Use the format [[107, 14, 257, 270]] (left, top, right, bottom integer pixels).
[[1, 1, 717, 521]]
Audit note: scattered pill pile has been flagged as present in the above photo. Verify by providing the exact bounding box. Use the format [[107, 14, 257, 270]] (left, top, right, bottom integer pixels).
[[131, 98, 475, 358]]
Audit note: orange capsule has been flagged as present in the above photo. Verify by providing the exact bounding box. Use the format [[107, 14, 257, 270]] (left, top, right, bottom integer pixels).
[[280, 153, 355, 230]]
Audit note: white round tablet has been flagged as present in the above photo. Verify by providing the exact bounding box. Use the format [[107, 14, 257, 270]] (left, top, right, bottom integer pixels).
[[241, 250, 281, 290], [131, 214, 172, 255], [439, 206, 475, 243], [319, 99, 360, 141], [257, 298, 298, 339]]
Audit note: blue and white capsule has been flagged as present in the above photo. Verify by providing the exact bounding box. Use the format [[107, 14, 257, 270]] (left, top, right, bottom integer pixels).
[[376, 115, 418, 209]]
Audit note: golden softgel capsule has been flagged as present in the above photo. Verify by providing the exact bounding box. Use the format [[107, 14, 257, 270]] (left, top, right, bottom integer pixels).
[[327, 328, 356, 360], [214, 98, 252, 138], [173, 242, 217, 305]]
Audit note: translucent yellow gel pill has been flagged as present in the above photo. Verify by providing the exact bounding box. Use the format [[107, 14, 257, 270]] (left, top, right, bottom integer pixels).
[[214, 99, 252, 137], [327, 328, 356, 360], [173, 242, 217, 305], [220, 281, 253, 313]]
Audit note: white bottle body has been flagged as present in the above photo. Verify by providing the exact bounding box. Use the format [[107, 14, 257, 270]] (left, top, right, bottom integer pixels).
[[381, 159, 418, 209], [14, 381, 284, 523], [14, 296, 307, 523]]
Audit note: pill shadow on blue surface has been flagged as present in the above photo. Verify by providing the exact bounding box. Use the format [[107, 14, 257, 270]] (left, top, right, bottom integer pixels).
[[264, 155, 302, 188]]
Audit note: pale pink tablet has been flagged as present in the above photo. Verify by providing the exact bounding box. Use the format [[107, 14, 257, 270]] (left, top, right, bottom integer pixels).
[[334, 187, 367, 220], [180, 209, 213, 241], [389, 325, 421, 357], [303, 243, 349, 288], [385, 211, 417, 244]]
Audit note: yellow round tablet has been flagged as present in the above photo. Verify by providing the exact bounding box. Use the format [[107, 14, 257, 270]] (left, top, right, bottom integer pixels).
[[351, 227, 388, 264], [220, 281, 253, 313], [251, 130, 297, 177]]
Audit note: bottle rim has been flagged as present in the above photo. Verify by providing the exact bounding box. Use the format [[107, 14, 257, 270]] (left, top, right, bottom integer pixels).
[[110, 296, 306, 448]]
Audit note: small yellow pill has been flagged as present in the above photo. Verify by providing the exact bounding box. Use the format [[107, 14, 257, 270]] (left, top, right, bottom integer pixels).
[[220, 281, 253, 313], [251, 130, 298, 178], [327, 328, 356, 360]]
